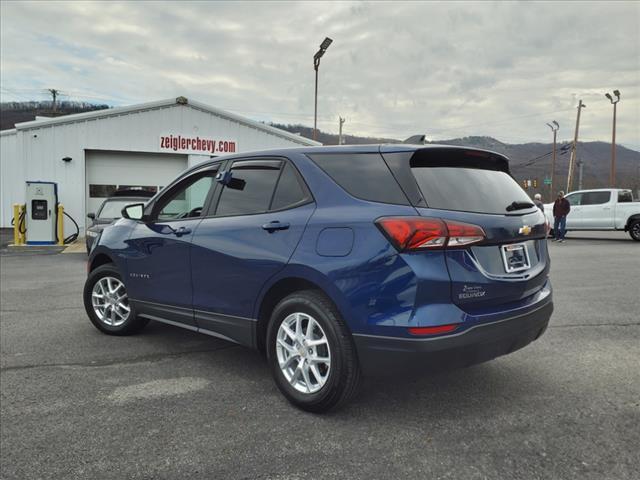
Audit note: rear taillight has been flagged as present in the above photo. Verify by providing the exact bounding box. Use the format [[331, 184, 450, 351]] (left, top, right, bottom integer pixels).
[[376, 217, 485, 251], [446, 221, 485, 247]]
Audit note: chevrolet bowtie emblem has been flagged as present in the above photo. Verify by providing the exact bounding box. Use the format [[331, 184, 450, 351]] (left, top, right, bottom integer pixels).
[[519, 225, 532, 235]]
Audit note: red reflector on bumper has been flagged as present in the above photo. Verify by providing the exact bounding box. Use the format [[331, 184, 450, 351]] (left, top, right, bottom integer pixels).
[[408, 324, 458, 336]]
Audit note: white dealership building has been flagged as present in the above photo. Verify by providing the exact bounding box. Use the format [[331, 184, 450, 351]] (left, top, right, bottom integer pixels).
[[0, 96, 319, 231]]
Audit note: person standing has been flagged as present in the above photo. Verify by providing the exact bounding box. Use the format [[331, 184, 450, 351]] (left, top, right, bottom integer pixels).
[[552, 191, 570, 242], [533, 193, 544, 212]]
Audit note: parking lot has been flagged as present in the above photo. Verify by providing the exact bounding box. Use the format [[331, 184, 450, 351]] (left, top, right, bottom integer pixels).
[[1, 232, 638, 480]]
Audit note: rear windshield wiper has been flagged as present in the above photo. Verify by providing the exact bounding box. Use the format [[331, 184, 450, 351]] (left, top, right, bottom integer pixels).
[[506, 201, 535, 212]]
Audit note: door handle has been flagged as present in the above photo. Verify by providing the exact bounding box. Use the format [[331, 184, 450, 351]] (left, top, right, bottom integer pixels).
[[174, 226, 192, 237], [262, 221, 290, 232]]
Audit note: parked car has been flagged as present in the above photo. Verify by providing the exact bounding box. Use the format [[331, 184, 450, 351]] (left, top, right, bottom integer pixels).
[[83, 145, 553, 412], [543, 188, 640, 241], [85, 189, 155, 253]]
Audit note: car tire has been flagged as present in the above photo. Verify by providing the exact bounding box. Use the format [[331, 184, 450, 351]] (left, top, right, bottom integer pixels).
[[266, 290, 361, 413], [83, 264, 149, 335], [629, 220, 640, 241]]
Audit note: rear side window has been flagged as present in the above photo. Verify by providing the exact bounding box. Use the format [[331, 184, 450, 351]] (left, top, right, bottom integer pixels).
[[271, 163, 308, 210], [308, 153, 409, 205], [411, 166, 534, 214], [581, 191, 611, 205], [216, 164, 280, 216], [618, 191, 633, 203]]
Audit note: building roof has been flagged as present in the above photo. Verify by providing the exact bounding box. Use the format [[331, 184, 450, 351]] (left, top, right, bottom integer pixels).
[[7, 97, 320, 146]]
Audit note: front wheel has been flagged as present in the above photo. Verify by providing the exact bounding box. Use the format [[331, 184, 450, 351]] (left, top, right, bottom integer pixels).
[[629, 220, 640, 241], [266, 290, 361, 413], [83, 264, 149, 335]]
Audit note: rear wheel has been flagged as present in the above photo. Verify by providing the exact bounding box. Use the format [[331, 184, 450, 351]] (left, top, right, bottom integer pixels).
[[266, 290, 361, 413], [629, 220, 640, 241], [83, 264, 149, 335]]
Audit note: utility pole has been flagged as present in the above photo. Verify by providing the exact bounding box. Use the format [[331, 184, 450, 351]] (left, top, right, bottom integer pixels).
[[577, 158, 584, 190], [546, 120, 559, 201], [47, 88, 59, 113], [338, 116, 345, 145], [566, 99, 586, 193], [605, 90, 621, 187]]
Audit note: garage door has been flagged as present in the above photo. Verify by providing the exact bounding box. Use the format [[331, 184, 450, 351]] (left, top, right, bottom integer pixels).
[[85, 150, 188, 215]]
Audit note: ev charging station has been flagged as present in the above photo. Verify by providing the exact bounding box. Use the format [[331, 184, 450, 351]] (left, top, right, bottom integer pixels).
[[11, 181, 79, 247], [25, 181, 58, 245]]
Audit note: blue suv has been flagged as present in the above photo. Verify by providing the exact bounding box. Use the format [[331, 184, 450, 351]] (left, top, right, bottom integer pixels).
[[84, 144, 553, 412]]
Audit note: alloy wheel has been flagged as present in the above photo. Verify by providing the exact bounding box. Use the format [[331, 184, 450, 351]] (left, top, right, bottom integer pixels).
[[276, 312, 331, 394], [91, 276, 131, 327]]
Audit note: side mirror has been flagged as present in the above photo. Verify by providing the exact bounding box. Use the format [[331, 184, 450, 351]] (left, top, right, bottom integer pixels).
[[216, 170, 246, 190], [121, 203, 146, 221], [87, 212, 96, 220]]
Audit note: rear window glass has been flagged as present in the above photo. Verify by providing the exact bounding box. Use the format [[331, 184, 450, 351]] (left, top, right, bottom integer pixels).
[[98, 200, 143, 218], [411, 167, 534, 214], [308, 153, 409, 205]]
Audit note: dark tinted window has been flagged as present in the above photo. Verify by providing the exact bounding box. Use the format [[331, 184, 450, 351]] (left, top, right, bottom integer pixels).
[[271, 163, 307, 210], [308, 153, 408, 205], [89, 184, 117, 198], [411, 167, 534, 214], [581, 191, 611, 205], [618, 191, 633, 203], [216, 165, 280, 216]]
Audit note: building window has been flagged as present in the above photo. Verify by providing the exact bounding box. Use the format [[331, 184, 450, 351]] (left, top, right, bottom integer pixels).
[[89, 184, 117, 198]]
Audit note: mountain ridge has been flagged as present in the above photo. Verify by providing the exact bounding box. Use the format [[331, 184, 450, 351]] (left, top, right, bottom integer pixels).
[[2, 102, 637, 192]]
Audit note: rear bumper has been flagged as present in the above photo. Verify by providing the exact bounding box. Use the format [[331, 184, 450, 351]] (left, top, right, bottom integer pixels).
[[353, 301, 553, 376]]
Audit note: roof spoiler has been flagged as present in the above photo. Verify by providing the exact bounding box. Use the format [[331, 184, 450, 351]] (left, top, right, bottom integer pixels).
[[410, 147, 511, 174]]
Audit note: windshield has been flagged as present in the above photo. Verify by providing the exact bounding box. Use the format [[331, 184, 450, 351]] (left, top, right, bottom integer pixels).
[[410, 166, 535, 214], [98, 199, 144, 219]]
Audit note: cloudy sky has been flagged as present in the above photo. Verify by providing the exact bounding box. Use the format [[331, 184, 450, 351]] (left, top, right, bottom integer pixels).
[[1, 1, 639, 149]]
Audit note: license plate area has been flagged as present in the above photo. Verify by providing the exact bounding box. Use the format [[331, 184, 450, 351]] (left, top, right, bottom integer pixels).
[[500, 243, 531, 273]]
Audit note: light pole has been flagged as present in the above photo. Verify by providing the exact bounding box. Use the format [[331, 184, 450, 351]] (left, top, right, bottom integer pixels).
[[605, 90, 621, 187], [546, 120, 559, 201], [313, 37, 333, 141]]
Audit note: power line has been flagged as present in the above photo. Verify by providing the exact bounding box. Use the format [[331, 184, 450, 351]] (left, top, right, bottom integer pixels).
[[519, 144, 571, 167]]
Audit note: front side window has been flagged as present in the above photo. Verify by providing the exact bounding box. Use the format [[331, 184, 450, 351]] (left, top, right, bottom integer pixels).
[[581, 191, 611, 205], [156, 173, 215, 221], [564, 193, 582, 206], [216, 164, 281, 216]]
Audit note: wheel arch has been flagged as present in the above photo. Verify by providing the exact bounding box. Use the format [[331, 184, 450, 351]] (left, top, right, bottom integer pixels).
[[625, 214, 640, 231], [88, 244, 124, 273], [253, 267, 353, 354]]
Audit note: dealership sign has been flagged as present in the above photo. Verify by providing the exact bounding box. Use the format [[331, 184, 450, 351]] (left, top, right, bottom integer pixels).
[[160, 134, 238, 155]]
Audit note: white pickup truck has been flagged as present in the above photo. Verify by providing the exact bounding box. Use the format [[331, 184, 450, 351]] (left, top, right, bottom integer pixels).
[[543, 188, 640, 241]]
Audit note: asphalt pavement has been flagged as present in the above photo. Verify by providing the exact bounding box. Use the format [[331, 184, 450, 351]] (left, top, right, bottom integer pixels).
[[1, 231, 639, 479]]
